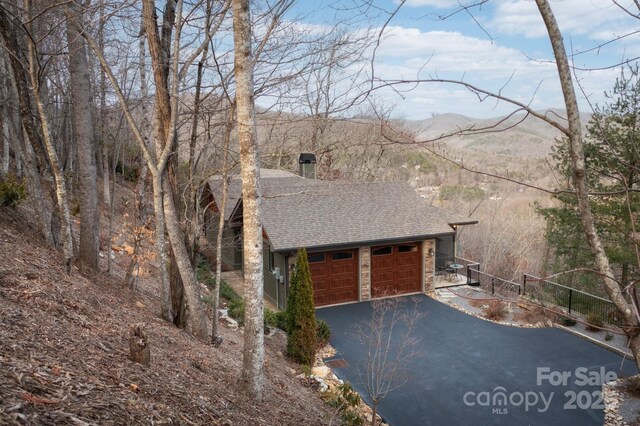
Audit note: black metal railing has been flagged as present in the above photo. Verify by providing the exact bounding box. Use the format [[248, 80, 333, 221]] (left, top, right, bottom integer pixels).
[[469, 268, 522, 296], [523, 274, 623, 327], [443, 257, 624, 328]]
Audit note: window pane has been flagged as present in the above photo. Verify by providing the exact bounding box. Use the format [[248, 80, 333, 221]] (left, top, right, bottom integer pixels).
[[372, 246, 392, 256], [308, 253, 325, 263], [398, 245, 418, 253], [331, 251, 353, 261]]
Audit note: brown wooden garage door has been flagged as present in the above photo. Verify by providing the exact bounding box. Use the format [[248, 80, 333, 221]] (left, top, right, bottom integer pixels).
[[371, 242, 422, 298], [308, 249, 359, 307]]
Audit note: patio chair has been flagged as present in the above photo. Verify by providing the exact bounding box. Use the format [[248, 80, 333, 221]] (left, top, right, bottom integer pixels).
[[445, 266, 456, 281]]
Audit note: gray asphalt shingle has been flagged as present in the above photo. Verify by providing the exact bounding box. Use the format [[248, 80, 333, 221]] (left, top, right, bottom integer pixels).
[[208, 170, 469, 252]]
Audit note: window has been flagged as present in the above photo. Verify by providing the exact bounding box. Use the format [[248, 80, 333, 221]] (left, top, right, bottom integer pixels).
[[398, 244, 418, 253], [372, 246, 392, 256], [308, 253, 326, 263], [269, 249, 275, 270], [331, 251, 353, 261]]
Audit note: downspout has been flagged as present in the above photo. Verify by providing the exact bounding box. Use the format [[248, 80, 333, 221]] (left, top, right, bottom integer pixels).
[[283, 254, 289, 311]]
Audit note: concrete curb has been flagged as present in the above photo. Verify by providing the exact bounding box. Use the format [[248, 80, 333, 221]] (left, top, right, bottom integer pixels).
[[555, 324, 633, 359]]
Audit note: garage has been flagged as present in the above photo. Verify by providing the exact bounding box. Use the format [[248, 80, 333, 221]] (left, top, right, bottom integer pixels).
[[371, 242, 422, 298], [308, 249, 359, 306]]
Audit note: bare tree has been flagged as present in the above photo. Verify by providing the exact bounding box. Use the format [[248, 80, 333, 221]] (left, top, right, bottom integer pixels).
[[24, 0, 74, 271], [66, 0, 99, 272], [211, 103, 234, 346], [232, 0, 265, 401], [0, 3, 54, 245], [353, 297, 422, 426]]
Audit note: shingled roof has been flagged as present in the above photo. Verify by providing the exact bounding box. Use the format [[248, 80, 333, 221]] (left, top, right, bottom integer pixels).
[[207, 169, 475, 252]]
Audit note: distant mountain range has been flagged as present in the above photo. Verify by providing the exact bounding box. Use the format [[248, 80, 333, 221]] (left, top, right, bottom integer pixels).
[[404, 110, 592, 158]]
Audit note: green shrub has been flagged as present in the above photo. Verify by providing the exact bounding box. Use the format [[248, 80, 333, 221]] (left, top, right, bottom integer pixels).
[[286, 248, 318, 366], [316, 319, 331, 347], [228, 298, 245, 325], [586, 313, 604, 332], [220, 280, 240, 302], [264, 308, 278, 328], [195, 256, 211, 282], [275, 310, 288, 332], [228, 301, 284, 330], [605, 332, 614, 341], [0, 174, 27, 208], [559, 316, 577, 327]]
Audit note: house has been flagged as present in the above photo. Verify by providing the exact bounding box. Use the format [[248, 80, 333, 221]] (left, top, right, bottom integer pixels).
[[202, 155, 477, 310]]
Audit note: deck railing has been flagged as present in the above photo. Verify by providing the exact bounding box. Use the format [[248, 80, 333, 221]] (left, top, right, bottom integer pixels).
[[522, 274, 623, 327], [443, 258, 624, 327], [468, 268, 522, 296]]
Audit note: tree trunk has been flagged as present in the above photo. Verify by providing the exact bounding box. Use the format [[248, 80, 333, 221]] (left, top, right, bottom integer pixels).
[[163, 177, 208, 339], [141, 0, 208, 339], [77, 13, 174, 322], [536, 0, 640, 368], [0, 6, 48, 175], [212, 104, 233, 345], [67, 0, 99, 272], [152, 173, 173, 322], [25, 0, 74, 271], [371, 403, 378, 426], [99, 0, 110, 207], [0, 55, 8, 178], [233, 0, 265, 401]]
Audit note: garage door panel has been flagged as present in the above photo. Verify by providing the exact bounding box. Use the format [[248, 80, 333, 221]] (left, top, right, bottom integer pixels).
[[371, 243, 422, 298], [309, 249, 358, 307]]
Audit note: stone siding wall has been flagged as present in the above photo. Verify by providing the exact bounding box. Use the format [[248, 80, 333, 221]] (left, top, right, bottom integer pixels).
[[360, 246, 371, 301], [423, 239, 435, 294]]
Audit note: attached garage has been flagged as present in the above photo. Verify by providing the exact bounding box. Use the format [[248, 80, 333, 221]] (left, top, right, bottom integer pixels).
[[371, 242, 422, 298], [308, 249, 359, 306]]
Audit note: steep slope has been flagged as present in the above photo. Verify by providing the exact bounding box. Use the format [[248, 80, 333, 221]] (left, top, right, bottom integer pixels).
[[0, 205, 333, 425]]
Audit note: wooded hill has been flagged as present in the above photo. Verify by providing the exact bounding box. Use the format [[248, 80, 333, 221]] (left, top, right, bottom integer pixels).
[[0, 196, 335, 425]]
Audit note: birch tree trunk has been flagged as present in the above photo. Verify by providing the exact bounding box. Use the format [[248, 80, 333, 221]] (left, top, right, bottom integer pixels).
[[66, 0, 99, 272], [536, 0, 640, 368], [233, 0, 265, 401], [25, 0, 74, 271]]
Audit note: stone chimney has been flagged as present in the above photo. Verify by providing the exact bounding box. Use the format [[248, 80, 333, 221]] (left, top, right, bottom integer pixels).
[[298, 153, 316, 179]]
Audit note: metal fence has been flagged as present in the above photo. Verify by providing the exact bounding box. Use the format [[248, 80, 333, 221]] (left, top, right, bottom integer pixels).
[[443, 258, 623, 327], [523, 274, 623, 327], [468, 268, 522, 297]]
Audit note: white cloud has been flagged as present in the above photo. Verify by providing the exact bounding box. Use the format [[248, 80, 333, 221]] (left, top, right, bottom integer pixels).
[[373, 26, 553, 78], [363, 25, 621, 119], [489, 0, 635, 40]]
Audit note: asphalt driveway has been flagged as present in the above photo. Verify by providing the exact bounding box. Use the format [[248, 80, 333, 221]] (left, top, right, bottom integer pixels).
[[316, 295, 638, 426]]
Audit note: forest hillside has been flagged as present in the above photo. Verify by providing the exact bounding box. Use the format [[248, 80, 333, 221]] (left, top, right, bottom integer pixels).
[[0, 196, 333, 425]]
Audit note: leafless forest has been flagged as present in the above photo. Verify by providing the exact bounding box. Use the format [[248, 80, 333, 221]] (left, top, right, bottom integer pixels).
[[2, 0, 640, 408]]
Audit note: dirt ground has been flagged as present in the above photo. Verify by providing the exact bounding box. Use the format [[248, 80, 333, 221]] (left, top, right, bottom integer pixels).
[[0, 200, 336, 425]]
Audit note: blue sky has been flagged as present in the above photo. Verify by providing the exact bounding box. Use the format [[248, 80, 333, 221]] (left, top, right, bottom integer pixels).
[[288, 0, 640, 119]]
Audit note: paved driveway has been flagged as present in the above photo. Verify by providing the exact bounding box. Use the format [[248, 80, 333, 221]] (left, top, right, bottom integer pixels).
[[316, 295, 638, 426]]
